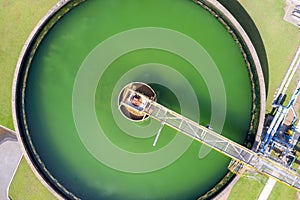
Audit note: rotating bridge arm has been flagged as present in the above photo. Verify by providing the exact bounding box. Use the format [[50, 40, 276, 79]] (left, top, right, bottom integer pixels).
[[120, 88, 300, 191]]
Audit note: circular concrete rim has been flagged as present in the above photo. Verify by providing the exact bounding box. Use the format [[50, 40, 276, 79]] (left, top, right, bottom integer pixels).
[[12, 1, 73, 199], [11, 0, 266, 199]]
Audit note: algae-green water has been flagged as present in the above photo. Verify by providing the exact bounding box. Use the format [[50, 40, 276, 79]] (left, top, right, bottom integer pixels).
[[24, 0, 252, 199]]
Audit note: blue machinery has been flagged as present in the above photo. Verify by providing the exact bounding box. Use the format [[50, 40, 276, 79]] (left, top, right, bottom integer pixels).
[[259, 46, 300, 167], [258, 86, 300, 166]]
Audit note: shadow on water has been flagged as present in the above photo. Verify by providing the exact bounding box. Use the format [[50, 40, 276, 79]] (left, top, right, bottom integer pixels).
[[217, 0, 269, 95]]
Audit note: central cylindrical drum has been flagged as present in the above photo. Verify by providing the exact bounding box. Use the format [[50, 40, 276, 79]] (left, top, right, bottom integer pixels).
[[118, 82, 156, 121]]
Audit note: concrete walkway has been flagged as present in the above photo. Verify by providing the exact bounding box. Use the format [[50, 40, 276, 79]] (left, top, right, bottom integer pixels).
[[0, 125, 23, 200], [257, 178, 277, 200]]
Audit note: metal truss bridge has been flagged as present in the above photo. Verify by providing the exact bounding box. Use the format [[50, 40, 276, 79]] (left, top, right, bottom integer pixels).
[[119, 87, 300, 191]]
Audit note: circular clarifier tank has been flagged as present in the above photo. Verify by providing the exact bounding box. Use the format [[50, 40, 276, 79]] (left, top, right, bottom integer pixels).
[[13, 0, 266, 199]]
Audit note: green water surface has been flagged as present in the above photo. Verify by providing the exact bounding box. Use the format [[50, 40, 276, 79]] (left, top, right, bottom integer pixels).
[[23, 0, 252, 199]]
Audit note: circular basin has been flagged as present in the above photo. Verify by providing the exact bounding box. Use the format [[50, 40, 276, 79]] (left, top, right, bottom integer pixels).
[[13, 0, 265, 199]]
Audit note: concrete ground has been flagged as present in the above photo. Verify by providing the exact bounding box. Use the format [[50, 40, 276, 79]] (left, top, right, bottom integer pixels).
[[284, 0, 300, 27], [0, 125, 23, 200]]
